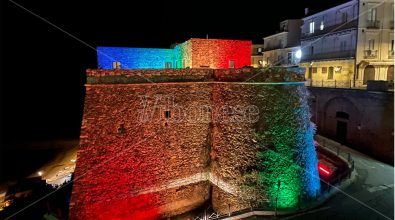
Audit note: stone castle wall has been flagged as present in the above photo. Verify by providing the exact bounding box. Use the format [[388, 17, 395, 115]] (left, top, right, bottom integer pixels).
[[70, 68, 318, 219]]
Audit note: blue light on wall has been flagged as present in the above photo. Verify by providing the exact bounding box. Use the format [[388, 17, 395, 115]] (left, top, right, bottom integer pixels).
[[97, 47, 175, 69]]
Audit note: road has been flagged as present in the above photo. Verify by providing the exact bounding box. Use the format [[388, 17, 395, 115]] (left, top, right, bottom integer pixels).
[[281, 135, 394, 220]]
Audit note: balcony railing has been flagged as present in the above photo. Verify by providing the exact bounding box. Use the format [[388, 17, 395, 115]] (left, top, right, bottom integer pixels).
[[301, 50, 355, 62], [364, 49, 378, 59], [305, 80, 365, 88], [389, 50, 394, 59], [306, 79, 394, 90], [301, 19, 358, 39], [366, 20, 380, 29]]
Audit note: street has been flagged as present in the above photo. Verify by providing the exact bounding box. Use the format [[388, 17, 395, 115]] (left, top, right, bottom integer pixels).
[[282, 136, 394, 220]]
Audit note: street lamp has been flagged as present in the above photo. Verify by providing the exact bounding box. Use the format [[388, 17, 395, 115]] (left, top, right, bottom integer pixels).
[[295, 49, 302, 59]]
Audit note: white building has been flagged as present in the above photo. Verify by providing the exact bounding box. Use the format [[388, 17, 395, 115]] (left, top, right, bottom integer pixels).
[[300, 0, 394, 87], [262, 19, 302, 67], [356, 0, 394, 83], [251, 44, 264, 67]]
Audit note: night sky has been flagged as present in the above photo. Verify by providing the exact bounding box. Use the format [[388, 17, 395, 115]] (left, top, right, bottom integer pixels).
[[0, 0, 349, 180]]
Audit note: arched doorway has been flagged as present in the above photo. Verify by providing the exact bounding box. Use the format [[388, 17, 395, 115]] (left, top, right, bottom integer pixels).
[[336, 111, 349, 143], [363, 65, 375, 84], [387, 65, 394, 81]]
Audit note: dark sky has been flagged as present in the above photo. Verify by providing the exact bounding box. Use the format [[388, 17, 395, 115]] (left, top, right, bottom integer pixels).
[[0, 0, 349, 144]]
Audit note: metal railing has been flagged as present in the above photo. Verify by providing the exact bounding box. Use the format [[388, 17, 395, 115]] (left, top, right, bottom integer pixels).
[[301, 50, 355, 62], [315, 136, 355, 172], [366, 20, 380, 29], [364, 49, 378, 59], [305, 79, 366, 88]]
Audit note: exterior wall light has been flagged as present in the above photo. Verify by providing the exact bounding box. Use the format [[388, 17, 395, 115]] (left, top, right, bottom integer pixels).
[[295, 49, 302, 59]]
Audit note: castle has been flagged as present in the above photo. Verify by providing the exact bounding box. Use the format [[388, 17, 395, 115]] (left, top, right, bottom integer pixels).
[[69, 39, 320, 219], [97, 38, 251, 69]]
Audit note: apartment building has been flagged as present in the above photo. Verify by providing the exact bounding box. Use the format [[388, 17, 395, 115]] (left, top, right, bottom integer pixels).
[[262, 19, 302, 67], [299, 0, 394, 88]]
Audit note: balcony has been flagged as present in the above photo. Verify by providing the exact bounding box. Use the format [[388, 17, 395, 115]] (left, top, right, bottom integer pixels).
[[366, 20, 380, 29], [306, 80, 393, 90], [364, 49, 378, 59], [389, 50, 394, 59], [301, 19, 358, 39], [301, 50, 355, 62]]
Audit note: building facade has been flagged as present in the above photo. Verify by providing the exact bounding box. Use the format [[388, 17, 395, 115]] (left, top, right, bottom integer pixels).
[[300, 0, 394, 88], [356, 0, 394, 84], [251, 44, 264, 67], [262, 20, 302, 67], [97, 38, 252, 69]]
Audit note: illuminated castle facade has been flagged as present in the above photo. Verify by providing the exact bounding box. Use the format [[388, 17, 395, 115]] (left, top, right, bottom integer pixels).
[[97, 38, 252, 69]]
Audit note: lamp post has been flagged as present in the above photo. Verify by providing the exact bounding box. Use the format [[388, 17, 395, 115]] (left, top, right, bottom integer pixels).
[[275, 180, 281, 217]]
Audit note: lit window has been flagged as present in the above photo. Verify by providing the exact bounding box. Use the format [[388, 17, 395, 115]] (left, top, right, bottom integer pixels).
[[320, 21, 324, 30], [165, 62, 172, 68], [112, 61, 121, 69], [229, 60, 235, 68], [258, 48, 263, 53], [309, 21, 315, 33]]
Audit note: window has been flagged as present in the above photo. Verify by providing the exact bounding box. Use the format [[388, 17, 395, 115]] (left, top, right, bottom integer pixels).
[[312, 67, 318, 73], [229, 60, 235, 68], [322, 67, 327, 73], [310, 46, 314, 55], [112, 61, 121, 69], [117, 124, 126, 134], [368, 7, 377, 21], [165, 62, 172, 68], [309, 21, 315, 33], [368, 39, 375, 50], [164, 110, 171, 119], [257, 47, 263, 53], [320, 21, 324, 30], [340, 41, 347, 51], [341, 12, 348, 23], [391, 40, 394, 51]]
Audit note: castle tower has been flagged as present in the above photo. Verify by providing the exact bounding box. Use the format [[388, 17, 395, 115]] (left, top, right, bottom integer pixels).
[[69, 68, 320, 219]]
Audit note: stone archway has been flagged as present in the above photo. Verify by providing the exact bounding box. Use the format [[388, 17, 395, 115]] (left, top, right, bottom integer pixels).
[[322, 97, 360, 144], [363, 65, 375, 84], [387, 65, 394, 81]]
